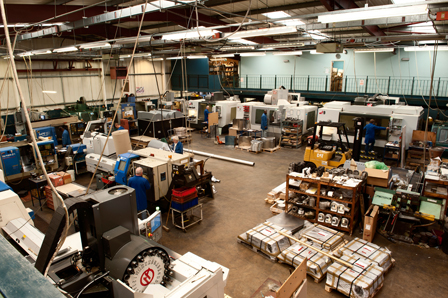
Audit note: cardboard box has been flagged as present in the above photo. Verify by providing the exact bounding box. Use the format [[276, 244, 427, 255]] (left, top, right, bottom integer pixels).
[[229, 127, 238, 136], [57, 172, 72, 185], [365, 168, 390, 187], [48, 174, 64, 187], [363, 205, 379, 242]]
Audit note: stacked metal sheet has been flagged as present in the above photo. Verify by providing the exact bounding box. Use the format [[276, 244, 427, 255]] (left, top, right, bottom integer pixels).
[[326, 254, 384, 298], [245, 222, 293, 256], [278, 240, 332, 281], [300, 224, 345, 251], [326, 255, 384, 298], [250, 139, 263, 152], [174, 127, 187, 137], [335, 238, 393, 271]]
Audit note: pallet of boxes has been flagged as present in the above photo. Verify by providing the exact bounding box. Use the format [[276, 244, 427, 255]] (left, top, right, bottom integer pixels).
[[44, 172, 72, 210], [238, 222, 394, 298]]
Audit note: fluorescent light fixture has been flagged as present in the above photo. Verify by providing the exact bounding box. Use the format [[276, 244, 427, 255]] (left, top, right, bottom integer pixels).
[[79, 42, 111, 49], [161, 28, 218, 40], [18, 52, 34, 57], [262, 11, 291, 19], [404, 46, 448, 52], [227, 26, 297, 39], [212, 54, 235, 58], [310, 50, 323, 55], [53, 46, 78, 53], [263, 12, 306, 26], [267, 42, 305, 48], [273, 51, 303, 56], [318, 5, 428, 23], [166, 56, 184, 60], [221, 46, 255, 51], [419, 40, 446, 44], [33, 50, 52, 55], [308, 30, 328, 40], [276, 19, 305, 26], [239, 52, 266, 57], [148, 57, 164, 61], [0, 23, 63, 28], [407, 22, 436, 34], [259, 48, 274, 51], [229, 38, 258, 45], [187, 55, 208, 59], [391, 0, 421, 3], [354, 48, 395, 53], [42, 90, 57, 94]]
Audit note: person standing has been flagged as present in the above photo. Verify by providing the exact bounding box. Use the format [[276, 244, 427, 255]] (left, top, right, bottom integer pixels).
[[171, 135, 183, 154], [60, 127, 72, 147], [364, 119, 388, 154], [115, 123, 125, 131], [261, 110, 268, 137], [204, 105, 210, 124], [128, 167, 151, 218]]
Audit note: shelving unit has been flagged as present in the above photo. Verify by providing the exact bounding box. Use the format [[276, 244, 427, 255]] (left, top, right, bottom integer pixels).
[[281, 119, 302, 149], [209, 58, 239, 88], [285, 174, 361, 235]]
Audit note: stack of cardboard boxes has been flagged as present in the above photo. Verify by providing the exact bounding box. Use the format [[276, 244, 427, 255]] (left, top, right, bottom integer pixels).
[[45, 172, 73, 210]]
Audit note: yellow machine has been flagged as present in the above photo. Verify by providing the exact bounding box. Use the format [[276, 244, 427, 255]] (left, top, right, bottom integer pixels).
[[303, 121, 352, 169]]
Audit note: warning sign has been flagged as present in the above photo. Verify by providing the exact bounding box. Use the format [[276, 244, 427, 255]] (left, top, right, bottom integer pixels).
[[359, 79, 365, 86]]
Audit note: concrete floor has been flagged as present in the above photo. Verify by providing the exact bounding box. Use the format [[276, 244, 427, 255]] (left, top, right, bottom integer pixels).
[[25, 132, 448, 298]]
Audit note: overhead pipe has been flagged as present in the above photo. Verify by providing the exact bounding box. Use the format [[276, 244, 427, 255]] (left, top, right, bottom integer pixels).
[[184, 149, 255, 166]]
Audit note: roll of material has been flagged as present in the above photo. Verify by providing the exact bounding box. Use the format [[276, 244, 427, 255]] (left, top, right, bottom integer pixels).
[[112, 129, 132, 155], [238, 136, 252, 147], [264, 94, 272, 104], [261, 137, 276, 149]]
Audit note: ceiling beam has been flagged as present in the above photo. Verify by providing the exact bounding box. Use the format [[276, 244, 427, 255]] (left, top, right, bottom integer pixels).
[[318, 0, 386, 36], [216, 1, 323, 19]]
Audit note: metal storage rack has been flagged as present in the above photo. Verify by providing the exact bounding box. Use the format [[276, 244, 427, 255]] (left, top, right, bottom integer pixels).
[[281, 119, 303, 149], [285, 174, 361, 235]]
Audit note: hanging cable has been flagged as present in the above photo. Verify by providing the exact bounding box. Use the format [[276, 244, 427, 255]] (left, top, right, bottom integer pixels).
[[0, 0, 69, 278], [85, 0, 150, 193]]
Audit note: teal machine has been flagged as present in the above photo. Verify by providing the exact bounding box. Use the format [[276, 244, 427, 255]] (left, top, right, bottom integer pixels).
[[114, 153, 140, 185], [431, 122, 448, 156]]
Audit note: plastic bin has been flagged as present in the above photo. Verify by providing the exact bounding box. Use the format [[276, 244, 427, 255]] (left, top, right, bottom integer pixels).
[[171, 197, 198, 211], [172, 192, 198, 203], [172, 187, 197, 197]]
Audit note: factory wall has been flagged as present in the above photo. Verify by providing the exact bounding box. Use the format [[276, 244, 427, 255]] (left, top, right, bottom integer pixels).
[[0, 57, 169, 112], [240, 48, 448, 78]]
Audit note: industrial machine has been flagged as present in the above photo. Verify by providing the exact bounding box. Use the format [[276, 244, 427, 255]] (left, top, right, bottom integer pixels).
[[1, 186, 228, 297], [86, 153, 117, 174], [317, 101, 424, 149], [212, 100, 239, 128], [187, 99, 205, 124], [0, 141, 37, 182], [304, 121, 352, 169], [69, 122, 87, 143], [33, 140, 58, 172], [82, 131, 116, 156], [431, 122, 448, 155], [67, 143, 87, 174], [34, 126, 58, 147], [137, 110, 186, 139], [0, 181, 32, 235], [114, 153, 141, 185], [0, 147, 22, 178]]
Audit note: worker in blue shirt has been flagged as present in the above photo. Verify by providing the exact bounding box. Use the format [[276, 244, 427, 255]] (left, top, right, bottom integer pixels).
[[204, 105, 210, 123], [171, 136, 183, 154], [128, 167, 151, 219], [115, 123, 125, 131], [364, 119, 388, 154], [261, 110, 268, 137], [59, 127, 71, 147]]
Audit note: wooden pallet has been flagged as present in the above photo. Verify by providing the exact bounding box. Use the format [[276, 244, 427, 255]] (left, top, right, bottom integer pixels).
[[236, 145, 251, 151], [263, 146, 281, 153], [237, 235, 278, 262], [325, 282, 383, 298]]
